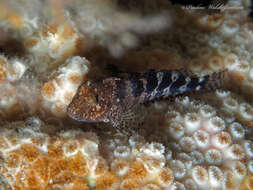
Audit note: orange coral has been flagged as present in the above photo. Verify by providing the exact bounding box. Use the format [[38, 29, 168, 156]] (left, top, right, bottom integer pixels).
[[95, 172, 119, 190], [68, 153, 88, 176], [128, 161, 148, 180], [43, 23, 81, 60], [239, 175, 253, 190], [0, 128, 93, 189], [120, 178, 141, 190], [0, 57, 7, 82], [0, 119, 177, 190], [42, 81, 56, 99]]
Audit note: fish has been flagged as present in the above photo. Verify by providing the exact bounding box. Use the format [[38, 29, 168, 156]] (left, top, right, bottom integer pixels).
[[67, 69, 227, 130]]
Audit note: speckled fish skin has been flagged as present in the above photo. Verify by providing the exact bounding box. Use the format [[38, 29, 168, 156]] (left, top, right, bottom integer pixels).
[[127, 70, 225, 102], [67, 69, 226, 127]]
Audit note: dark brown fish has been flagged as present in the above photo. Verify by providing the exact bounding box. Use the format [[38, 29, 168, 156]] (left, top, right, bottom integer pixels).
[[67, 69, 227, 128]]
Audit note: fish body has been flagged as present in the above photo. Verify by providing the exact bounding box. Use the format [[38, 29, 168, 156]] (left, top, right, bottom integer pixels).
[[67, 69, 226, 127]]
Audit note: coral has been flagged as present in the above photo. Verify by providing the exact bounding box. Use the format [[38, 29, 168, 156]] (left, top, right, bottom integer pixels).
[[67, 0, 170, 57], [41, 56, 90, 117], [0, 55, 90, 119], [24, 23, 82, 65], [138, 94, 253, 190], [0, 118, 174, 190], [0, 55, 37, 119], [0, 118, 101, 189], [0, 55, 27, 82], [0, 0, 253, 190]]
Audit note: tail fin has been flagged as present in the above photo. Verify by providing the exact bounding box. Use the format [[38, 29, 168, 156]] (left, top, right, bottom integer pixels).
[[204, 69, 228, 90]]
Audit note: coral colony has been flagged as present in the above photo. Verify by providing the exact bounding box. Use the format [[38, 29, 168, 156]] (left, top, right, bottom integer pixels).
[[0, 0, 253, 190]]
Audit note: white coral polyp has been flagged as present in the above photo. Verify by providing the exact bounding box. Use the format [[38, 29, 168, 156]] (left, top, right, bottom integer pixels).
[[224, 54, 239, 71], [170, 160, 186, 179], [113, 145, 131, 159], [230, 161, 247, 180], [229, 122, 245, 140], [81, 139, 99, 157], [62, 139, 80, 157], [191, 166, 208, 186], [111, 159, 129, 177], [172, 182, 186, 190], [128, 135, 144, 147], [219, 20, 239, 37], [184, 113, 201, 134], [179, 136, 196, 152], [225, 144, 245, 160], [215, 89, 230, 98], [205, 149, 222, 165], [198, 105, 216, 118], [167, 123, 184, 140], [239, 103, 253, 120], [244, 140, 253, 158], [190, 151, 204, 165], [141, 142, 165, 159], [208, 166, 224, 188], [205, 116, 226, 133], [166, 111, 181, 121], [184, 179, 197, 190], [211, 131, 231, 149], [0, 84, 17, 109], [7, 59, 27, 82], [238, 60, 250, 73], [48, 34, 78, 59], [193, 130, 210, 150], [177, 153, 193, 170], [223, 97, 238, 111]]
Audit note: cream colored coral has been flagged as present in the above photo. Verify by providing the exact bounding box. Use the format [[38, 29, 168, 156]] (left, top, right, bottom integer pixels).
[[139, 92, 253, 190], [24, 23, 81, 62], [68, 0, 170, 57], [0, 55, 36, 118], [0, 55, 27, 83], [0, 118, 101, 189], [41, 56, 90, 117], [0, 118, 175, 190]]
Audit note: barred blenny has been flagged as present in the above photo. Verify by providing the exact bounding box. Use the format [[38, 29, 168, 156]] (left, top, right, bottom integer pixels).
[[67, 69, 227, 128]]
